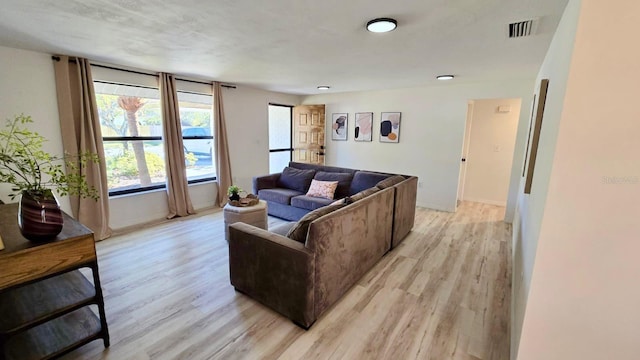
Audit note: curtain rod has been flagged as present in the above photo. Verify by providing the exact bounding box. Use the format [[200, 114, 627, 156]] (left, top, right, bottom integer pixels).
[[52, 55, 236, 88]]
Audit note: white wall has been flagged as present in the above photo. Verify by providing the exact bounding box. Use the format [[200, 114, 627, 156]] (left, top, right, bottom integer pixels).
[[516, 0, 640, 358], [510, 1, 580, 357], [222, 85, 301, 193], [302, 81, 533, 212], [0, 46, 73, 213], [463, 98, 521, 206], [0, 45, 300, 231]]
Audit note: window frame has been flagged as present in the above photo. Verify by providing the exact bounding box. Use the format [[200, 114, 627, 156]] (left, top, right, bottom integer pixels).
[[268, 103, 294, 171], [177, 90, 216, 185], [95, 80, 217, 197], [101, 137, 167, 196]]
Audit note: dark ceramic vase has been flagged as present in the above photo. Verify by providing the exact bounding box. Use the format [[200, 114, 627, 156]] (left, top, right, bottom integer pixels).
[[18, 190, 64, 242], [229, 192, 240, 202]]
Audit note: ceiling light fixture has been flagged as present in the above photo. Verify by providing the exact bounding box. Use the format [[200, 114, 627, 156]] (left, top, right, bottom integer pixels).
[[366, 18, 397, 33], [436, 75, 455, 80], [317, 86, 331, 90]]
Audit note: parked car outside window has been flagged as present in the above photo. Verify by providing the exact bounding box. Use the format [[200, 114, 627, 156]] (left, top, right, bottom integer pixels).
[[182, 127, 212, 157]]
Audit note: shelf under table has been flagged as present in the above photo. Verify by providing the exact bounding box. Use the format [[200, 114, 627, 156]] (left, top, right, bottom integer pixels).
[[3, 307, 102, 360], [0, 270, 96, 335]]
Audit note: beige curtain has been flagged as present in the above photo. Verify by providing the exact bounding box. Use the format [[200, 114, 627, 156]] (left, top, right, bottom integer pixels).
[[214, 82, 233, 207], [160, 73, 195, 218], [53, 56, 112, 240]]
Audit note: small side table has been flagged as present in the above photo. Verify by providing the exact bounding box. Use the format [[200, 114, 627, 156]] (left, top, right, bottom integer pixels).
[[223, 200, 268, 241], [0, 203, 109, 360]]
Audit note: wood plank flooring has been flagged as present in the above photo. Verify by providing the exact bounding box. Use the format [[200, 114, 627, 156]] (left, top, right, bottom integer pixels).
[[62, 201, 511, 360]]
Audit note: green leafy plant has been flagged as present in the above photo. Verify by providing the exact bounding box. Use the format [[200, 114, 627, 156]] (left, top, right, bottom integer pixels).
[[0, 114, 100, 200], [227, 185, 242, 196]]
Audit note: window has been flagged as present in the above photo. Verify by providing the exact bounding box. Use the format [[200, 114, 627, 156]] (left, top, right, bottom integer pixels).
[[94, 76, 216, 196], [268, 104, 293, 174], [178, 91, 216, 182], [95, 82, 166, 195]]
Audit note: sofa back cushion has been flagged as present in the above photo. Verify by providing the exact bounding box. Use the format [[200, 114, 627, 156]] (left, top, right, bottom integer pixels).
[[349, 171, 391, 195], [376, 175, 406, 190], [277, 167, 316, 193], [314, 171, 353, 199], [289, 161, 357, 175], [286, 202, 346, 243]]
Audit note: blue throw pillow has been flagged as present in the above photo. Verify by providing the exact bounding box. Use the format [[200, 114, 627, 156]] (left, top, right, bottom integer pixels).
[[277, 167, 316, 193]]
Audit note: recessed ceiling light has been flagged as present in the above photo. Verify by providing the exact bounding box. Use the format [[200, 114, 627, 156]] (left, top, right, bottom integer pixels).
[[366, 18, 397, 33], [317, 86, 331, 90], [436, 75, 455, 80]]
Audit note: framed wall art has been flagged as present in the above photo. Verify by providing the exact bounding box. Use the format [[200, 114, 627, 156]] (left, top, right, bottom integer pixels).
[[522, 94, 537, 177], [354, 112, 373, 141], [331, 113, 348, 141], [380, 112, 401, 143], [524, 79, 549, 194]]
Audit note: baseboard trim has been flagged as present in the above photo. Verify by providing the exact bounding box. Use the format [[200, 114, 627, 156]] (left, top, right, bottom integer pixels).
[[461, 198, 507, 207]]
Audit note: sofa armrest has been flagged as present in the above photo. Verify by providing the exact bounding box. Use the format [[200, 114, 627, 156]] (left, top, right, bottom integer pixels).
[[253, 173, 281, 193], [391, 176, 418, 248], [228, 222, 315, 328]]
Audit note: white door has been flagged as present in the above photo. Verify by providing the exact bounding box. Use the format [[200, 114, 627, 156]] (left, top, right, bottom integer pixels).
[[460, 98, 521, 206], [457, 102, 474, 207]]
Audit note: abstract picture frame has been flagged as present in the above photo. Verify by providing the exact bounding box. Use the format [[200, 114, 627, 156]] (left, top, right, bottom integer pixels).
[[331, 113, 348, 141], [354, 112, 373, 142], [380, 112, 401, 143]]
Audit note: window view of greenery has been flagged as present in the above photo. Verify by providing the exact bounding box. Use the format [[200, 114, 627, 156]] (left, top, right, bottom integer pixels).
[[95, 82, 215, 195], [96, 83, 166, 194], [178, 91, 215, 182]]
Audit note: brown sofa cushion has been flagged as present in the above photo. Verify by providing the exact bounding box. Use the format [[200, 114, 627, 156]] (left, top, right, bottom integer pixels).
[[349, 187, 380, 202], [286, 202, 346, 243], [269, 222, 297, 236], [376, 175, 406, 189]]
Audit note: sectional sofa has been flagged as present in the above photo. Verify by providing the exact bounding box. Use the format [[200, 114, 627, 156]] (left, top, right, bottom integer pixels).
[[253, 161, 418, 247], [229, 163, 418, 328]]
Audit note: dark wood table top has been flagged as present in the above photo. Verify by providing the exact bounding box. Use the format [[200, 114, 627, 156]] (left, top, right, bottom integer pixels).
[[0, 203, 92, 255], [0, 203, 96, 291]]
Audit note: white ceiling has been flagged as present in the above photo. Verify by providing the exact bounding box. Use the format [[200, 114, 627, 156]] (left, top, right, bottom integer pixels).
[[0, 0, 569, 95]]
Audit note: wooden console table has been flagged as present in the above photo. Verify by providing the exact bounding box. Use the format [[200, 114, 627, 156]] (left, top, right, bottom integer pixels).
[[0, 203, 109, 360]]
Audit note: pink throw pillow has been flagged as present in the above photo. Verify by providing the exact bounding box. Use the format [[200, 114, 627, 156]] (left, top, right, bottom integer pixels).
[[306, 179, 339, 199]]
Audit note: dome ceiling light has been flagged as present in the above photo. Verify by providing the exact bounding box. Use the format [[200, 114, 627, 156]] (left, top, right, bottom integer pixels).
[[366, 18, 397, 33]]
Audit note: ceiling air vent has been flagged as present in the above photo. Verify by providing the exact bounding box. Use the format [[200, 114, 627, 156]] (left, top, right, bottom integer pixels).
[[508, 19, 538, 38]]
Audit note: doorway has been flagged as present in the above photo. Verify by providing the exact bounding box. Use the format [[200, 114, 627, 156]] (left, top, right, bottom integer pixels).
[[458, 98, 522, 207]]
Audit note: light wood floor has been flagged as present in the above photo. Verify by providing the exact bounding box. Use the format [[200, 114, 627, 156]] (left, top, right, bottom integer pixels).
[[63, 201, 511, 360]]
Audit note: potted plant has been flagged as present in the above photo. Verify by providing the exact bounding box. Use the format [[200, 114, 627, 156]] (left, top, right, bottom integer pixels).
[[0, 114, 99, 241], [227, 185, 242, 202]]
